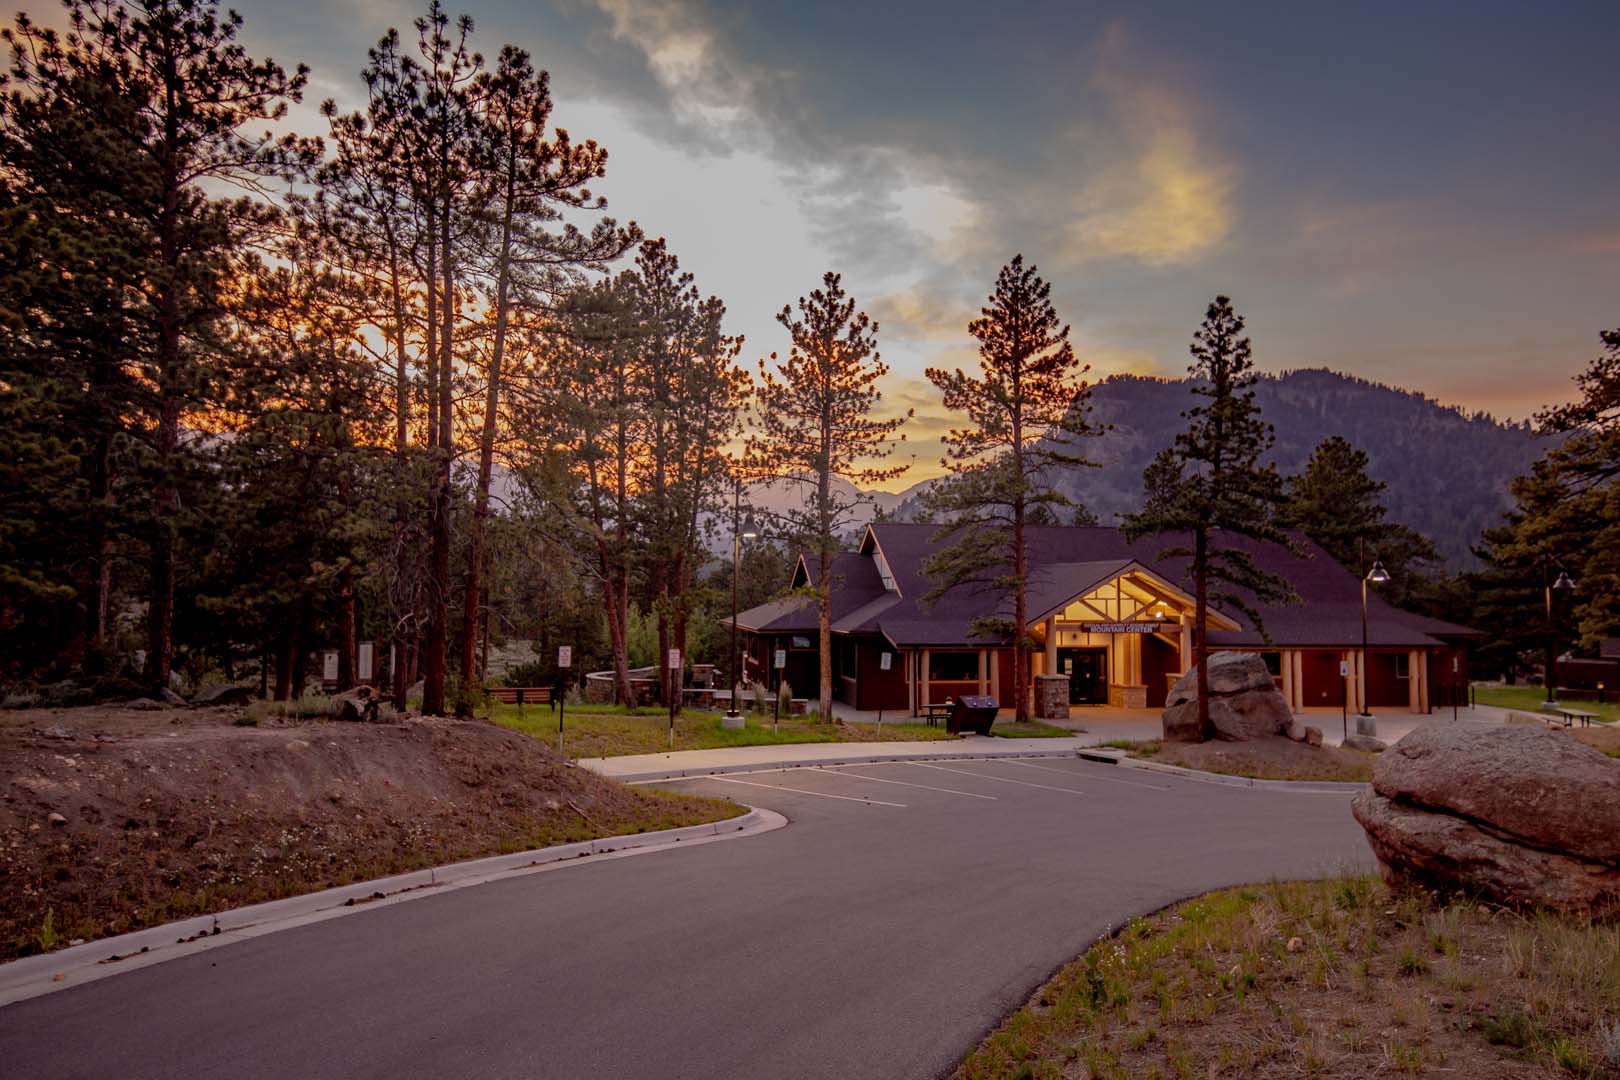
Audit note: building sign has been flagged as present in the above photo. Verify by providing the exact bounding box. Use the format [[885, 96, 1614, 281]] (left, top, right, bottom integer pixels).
[[773, 649, 786, 670], [790, 636, 811, 649], [879, 652, 893, 671], [557, 646, 572, 669], [667, 648, 682, 671], [1079, 622, 1166, 634]]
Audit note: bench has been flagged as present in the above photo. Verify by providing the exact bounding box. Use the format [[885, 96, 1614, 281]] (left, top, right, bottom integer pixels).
[[488, 686, 554, 708], [922, 702, 952, 727]]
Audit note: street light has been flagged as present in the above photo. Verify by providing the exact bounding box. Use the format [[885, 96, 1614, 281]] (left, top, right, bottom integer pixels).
[[726, 478, 759, 725], [1358, 536, 1390, 724], [1545, 564, 1576, 703]]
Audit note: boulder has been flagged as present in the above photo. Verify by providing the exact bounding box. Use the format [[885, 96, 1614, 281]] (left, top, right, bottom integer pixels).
[[1162, 652, 1292, 742], [1351, 720, 1620, 912], [1342, 733, 1387, 753], [1287, 720, 1307, 742], [327, 686, 380, 723], [1303, 725, 1323, 747], [193, 684, 255, 707]]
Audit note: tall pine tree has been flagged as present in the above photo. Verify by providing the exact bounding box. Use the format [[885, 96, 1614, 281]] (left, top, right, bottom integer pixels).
[[748, 273, 910, 718], [1123, 296, 1295, 740], [919, 255, 1100, 722]]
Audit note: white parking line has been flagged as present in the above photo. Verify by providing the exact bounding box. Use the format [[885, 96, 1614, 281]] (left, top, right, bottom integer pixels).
[[826, 768, 999, 800], [707, 775, 907, 807], [904, 762, 1085, 795], [998, 758, 1171, 791]]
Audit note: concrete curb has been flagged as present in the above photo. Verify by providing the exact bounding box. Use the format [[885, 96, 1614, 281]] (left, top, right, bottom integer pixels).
[[0, 806, 785, 1008], [604, 747, 1086, 784], [1098, 752, 1365, 794]]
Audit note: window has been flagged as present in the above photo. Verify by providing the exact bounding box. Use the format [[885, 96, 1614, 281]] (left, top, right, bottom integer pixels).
[[873, 548, 897, 592], [929, 651, 979, 682], [1260, 652, 1282, 676], [1395, 653, 1411, 679]]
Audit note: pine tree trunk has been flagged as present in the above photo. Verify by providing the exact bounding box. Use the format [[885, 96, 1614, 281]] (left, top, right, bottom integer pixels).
[[422, 206, 456, 717], [1013, 498, 1029, 723], [274, 615, 296, 702], [337, 565, 357, 692], [1194, 527, 1211, 740], [145, 397, 180, 690]]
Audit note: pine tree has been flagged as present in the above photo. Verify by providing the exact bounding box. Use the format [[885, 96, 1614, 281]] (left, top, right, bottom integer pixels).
[[455, 45, 636, 713], [748, 273, 910, 718], [1283, 435, 1438, 605], [920, 255, 1100, 722], [1123, 296, 1296, 740], [1, 0, 311, 689]]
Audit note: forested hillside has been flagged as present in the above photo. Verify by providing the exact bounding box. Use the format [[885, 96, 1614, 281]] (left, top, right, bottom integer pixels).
[[891, 369, 1545, 568]]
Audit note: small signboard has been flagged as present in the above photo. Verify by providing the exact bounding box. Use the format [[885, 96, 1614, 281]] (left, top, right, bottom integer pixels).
[[879, 652, 893, 671], [322, 651, 339, 681], [557, 645, 572, 669], [667, 648, 682, 671], [1340, 660, 1350, 678], [1080, 622, 1164, 634], [358, 642, 374, 681], [773, 648, 786, 670]]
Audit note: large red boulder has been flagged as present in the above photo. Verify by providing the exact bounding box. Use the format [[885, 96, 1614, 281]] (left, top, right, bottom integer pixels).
[[1161, 652, 1291, 742], [1351, 720, 1620, 913]]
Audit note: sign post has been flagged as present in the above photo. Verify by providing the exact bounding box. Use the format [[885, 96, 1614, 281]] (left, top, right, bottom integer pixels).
[[667, 649, 682, 748], [878, 651, 893, 732], [557, 646, 572, 753], [772, 648, 786, 733], [1340, 658, 1350, 740]]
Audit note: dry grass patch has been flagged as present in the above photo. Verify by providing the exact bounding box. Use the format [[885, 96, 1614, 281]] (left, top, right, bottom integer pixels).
[[954, 877, 1620, 1080], [1103, 735, 1376, 783], [494, 705, 947, 758]]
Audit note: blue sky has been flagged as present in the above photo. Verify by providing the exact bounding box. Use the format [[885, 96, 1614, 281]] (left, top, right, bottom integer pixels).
[[94, 0, 1620, 485]]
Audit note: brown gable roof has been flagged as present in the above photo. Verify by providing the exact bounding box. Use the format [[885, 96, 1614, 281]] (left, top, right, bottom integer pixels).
[[732, 523, 1481, 649]]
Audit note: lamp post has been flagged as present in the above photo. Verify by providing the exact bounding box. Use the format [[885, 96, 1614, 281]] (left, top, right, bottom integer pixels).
[[725, 478, 758, 725], [1544, 563, 1576, 703], [1358, 536, 1390, 725]]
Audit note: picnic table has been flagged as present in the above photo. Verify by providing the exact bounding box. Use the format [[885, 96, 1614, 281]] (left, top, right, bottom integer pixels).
[[1553, 705, 1599, 728]]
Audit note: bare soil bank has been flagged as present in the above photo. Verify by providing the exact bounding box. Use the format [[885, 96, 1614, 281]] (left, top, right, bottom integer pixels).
[[1, 705, 739, 960]]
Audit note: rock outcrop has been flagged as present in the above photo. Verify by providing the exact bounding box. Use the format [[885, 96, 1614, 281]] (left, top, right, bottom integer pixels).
[[1351, 721, 1620, 913], [328, 686, 380, 722], [1161, 652, 1292, 742]]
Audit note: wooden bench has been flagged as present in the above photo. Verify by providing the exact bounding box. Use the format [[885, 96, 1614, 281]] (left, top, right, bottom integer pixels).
[[488, 686, 554, 708], [922, 702, 952, 727]]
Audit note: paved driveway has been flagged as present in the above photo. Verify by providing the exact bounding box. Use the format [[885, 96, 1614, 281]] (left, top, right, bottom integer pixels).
[[0, 757, 1371, 1080]]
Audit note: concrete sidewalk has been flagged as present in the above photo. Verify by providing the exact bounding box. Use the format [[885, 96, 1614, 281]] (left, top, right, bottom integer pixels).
[[580, 704, 1519, 783], [578, 734, 1094, 782]]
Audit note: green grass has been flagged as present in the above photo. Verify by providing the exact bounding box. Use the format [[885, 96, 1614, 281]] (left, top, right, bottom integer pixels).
[[1473, 684, 1620, 722], [953, 876, 1620, 1080], [493, 704, 950, 758], [985, 719, 1076, 739]]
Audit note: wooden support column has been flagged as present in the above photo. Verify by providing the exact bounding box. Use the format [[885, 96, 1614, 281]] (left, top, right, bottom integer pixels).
[[1292, 651, 1305, 710], [907, 650, 917, 716], [990, 649, 1001, 701], [977, 649, 988, 695], [1044, 617, 1058, 676], [1179, 616, 1193, 675], [1281, 649, 1296, 712], [920, 648, 930, 709], [1408, 650, 1420, 712]]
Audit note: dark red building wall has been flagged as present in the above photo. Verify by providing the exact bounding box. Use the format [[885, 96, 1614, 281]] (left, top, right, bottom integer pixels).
[[855, 638, 907, 710], [1300, 650, 1345, 707]]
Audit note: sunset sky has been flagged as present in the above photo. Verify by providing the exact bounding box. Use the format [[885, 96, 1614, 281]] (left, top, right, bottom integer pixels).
[[146, 1, 1620, 486]]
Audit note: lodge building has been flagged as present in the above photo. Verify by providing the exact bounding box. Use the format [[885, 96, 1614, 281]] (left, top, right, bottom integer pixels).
[[731, 523, 1480, 717]]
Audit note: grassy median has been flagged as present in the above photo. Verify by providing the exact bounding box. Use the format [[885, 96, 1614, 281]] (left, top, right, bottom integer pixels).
[[1099, 737, 1377, 783], [492, 702, 1072, 758], [955, 876, 1620, 1080]]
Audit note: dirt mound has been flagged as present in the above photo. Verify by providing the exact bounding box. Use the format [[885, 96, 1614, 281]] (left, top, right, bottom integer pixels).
[[0, 706, 737, 959]]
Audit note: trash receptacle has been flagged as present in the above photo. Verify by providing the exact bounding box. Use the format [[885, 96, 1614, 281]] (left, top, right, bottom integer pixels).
[[948, 695, 999, 735]]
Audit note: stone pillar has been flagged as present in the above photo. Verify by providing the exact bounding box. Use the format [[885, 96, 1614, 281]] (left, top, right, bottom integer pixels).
[[1034, 674, 1070, 720]]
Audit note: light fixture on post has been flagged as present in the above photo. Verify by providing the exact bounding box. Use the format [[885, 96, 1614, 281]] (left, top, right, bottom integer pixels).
[[724, 476, 758, 729], [1357, 537, 1390, 734], [1545, 564, 1576, 703]]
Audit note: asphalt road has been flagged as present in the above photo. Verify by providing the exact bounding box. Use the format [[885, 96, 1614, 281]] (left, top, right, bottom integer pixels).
[[0, 757, 1371, 1080]]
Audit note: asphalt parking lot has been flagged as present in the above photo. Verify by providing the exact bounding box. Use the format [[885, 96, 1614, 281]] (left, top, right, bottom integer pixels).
[[0, 755, 1372, 1080]]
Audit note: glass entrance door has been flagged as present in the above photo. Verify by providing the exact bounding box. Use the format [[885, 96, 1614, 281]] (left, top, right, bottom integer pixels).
[[1056, 647, 1109, 705]]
